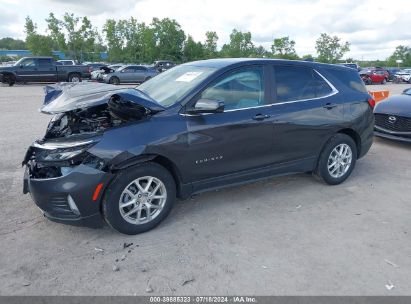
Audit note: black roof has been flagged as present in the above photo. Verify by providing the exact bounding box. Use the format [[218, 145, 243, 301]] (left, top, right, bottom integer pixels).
[[183, 58, 350, 71]]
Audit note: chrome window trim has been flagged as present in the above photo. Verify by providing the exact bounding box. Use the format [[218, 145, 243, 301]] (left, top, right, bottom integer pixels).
[[180, 69, 338, 116]]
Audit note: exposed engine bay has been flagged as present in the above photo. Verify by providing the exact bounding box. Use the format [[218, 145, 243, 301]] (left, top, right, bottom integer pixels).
[[44, 96, 149, 139], [38, 82, 164, 140], [23, 82, 165, 180]]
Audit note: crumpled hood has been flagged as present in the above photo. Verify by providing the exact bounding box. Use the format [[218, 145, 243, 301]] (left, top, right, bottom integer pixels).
[[40, 82, 165, 114], [374, 94, 411, 116]]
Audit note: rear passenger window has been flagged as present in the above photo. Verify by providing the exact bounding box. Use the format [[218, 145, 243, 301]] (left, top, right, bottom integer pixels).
[[274, 66, 333, 102]]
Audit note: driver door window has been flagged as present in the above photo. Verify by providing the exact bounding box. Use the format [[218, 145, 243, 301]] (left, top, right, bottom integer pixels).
[[21, 59, 36, 67], [200, 67, 265, 111]]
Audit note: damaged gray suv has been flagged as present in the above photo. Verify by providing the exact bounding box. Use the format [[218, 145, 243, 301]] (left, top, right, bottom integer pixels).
[[23, 59, 374, 234]]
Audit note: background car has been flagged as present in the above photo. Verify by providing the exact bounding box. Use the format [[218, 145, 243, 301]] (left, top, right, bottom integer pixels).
[[86, 63, 107, 73], [102, 65, 158, 84], [57, 60, 78, 66], [0, 56, 91, 85], [91, 64, 123, 81], [338, 63, 360, 71], [374, 87, 411, 142], [359, 67, 389, 84], [386, 68, 400, 81], [153, 60, 175, 72], [394, 69, 411, 83]]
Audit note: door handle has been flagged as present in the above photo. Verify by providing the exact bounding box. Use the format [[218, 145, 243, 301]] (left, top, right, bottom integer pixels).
[[323, 103, 337, 110], [253, 114, 271, 121]]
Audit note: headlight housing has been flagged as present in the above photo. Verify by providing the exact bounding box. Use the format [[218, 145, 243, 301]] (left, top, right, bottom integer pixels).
[[33, 140, 97, 163], [42, 147, 87, 161]]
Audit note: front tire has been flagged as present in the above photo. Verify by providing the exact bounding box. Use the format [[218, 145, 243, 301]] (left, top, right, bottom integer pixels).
[[109, 77, 120, 85], [3, 74, 15, 86], [103, 162, 176, 235], [314, 134, 357, 185]]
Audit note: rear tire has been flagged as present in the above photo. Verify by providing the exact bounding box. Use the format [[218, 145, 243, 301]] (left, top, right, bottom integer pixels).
[[68, 73, 82, 82], [103, 162, 176, 235], [314, 134, 357, 185]]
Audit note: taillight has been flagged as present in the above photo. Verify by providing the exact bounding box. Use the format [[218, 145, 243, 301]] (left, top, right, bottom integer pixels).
[[368, 98, 376, 109], [88, 66, 92, 73]]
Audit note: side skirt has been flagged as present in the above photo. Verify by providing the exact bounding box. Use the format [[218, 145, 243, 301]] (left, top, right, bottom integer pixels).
[[179, 157, 317, 198]]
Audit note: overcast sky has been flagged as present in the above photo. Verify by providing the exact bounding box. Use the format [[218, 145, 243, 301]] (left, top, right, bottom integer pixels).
[[0, 0, 410, 60]]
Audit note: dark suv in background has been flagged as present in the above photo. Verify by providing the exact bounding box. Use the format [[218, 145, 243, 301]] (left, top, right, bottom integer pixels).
[[0, 57, 91, 85], [23, 59, 374, 234]]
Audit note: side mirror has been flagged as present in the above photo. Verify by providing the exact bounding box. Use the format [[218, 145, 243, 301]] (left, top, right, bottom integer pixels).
[[187, 98, 225, 114], [19, 64, 24, 68]]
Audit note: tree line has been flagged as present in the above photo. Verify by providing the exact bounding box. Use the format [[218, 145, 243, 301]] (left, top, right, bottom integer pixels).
[[0, 13, 410, 67]]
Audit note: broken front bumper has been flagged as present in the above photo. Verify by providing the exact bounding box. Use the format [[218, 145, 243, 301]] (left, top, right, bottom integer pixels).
[[24, 164, 112, 228]]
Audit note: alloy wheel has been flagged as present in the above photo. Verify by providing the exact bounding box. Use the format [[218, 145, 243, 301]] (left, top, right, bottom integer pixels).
[[119, 176, 167, 225], [327, 143, 353, 178]]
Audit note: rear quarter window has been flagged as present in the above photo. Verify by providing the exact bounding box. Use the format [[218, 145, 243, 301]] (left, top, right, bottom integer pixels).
[[274, 66, 333, 102], [323, 67, 367, 93]]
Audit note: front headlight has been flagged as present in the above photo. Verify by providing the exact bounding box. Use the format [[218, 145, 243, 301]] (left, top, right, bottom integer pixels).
[[43, 148, 86, 161], [33, 141, 96, 163]]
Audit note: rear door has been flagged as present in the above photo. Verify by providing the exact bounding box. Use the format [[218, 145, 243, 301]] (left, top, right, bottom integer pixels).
[[269, 64, 343, 164], [119, 67, 135, 83], [36, 58, 57, 82], [134, 66, 148, 82]]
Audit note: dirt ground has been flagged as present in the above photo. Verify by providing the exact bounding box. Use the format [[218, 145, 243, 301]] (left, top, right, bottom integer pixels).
[[0, 82, 410, 295]]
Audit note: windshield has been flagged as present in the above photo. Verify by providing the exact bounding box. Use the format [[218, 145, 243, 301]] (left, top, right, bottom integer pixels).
[[137, 64, 217, 107]]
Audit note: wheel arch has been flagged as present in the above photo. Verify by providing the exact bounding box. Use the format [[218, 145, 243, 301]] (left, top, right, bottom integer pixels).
[[109, 153, 187, 198], [109, 76, 120, 84], [337, 128, 361, 158], [68, 72, 81, 81], [0, 71, 16, 84]]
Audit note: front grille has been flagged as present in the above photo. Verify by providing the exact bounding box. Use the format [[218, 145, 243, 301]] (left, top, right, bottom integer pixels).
[[375, 114, 411, 132]]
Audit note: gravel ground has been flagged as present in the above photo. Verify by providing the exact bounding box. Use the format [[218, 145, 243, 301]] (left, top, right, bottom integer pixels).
[[0, 82, 410, 295]]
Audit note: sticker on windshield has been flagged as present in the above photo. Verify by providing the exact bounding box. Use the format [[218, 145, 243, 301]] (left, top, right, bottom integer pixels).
[[175, 72, 203, 82]]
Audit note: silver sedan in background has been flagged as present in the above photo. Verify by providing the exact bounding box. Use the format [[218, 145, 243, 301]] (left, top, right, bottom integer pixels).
[[102, 65, 158, 84]]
